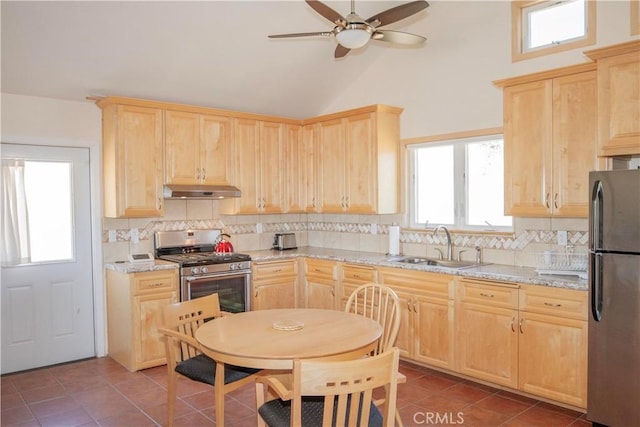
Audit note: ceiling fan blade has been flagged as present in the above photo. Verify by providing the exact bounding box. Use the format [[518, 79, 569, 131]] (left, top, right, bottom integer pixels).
[[305, 0, 345, 25], [366, 0, 429, 28], [335, 44, 351, 58], [269, 31, 333, 39], [374, 30, 426, 45]]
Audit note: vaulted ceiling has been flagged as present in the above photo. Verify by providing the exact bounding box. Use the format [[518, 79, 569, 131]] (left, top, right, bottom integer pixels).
[[1, 1, 433, 119]]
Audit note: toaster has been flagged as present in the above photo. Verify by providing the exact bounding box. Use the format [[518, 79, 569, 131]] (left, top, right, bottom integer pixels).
[[273, 233, 297, 250]]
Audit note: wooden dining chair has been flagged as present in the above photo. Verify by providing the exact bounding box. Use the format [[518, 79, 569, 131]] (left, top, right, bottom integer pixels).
[[158, 293, 260, 427], [257, 347, 400, 427], [345, 283, 401, 356], [345, 283, 406, 426]]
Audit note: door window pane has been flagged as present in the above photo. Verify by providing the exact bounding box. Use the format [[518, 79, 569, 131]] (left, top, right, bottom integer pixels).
[[24, 161, 73, 263]]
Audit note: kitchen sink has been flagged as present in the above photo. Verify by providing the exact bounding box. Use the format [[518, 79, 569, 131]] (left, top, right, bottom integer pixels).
[[386, 256, 488, 270]]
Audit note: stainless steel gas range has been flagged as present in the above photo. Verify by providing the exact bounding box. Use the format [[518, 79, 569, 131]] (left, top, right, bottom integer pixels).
[[154, 229, 251, 313]]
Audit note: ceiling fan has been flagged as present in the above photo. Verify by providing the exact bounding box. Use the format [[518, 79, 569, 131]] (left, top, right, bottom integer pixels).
[[268, 0, 430, 58]]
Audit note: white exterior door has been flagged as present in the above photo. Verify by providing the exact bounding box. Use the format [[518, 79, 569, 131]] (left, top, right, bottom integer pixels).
[[1, 144, 95, 373]]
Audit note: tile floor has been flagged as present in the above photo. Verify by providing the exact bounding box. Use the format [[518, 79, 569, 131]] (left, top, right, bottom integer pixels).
[[1, 356, 590, 427]]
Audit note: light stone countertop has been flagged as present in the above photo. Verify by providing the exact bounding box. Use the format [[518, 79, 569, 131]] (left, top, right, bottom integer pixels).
[[246, 247, 588, 291], [105, 259, 179, 274]]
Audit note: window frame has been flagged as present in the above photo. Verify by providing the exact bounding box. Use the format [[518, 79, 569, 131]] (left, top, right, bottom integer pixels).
[[511, 0, 596, 62], [405, 128, 512, 233]]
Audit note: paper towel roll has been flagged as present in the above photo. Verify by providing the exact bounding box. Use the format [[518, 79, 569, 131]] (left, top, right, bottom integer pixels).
[[388, 225, 400, 256]]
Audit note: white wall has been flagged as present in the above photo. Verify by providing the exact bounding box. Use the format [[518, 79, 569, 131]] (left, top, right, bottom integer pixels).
[[1, 93, 107, 357], [324, 1, 638, 138]]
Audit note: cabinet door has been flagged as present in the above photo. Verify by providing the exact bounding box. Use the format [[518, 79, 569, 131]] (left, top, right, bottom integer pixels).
[[260, 121, 284, 213], [345, 113, 376, 213], [552, 72, 597, 217], [504, 81, 552, 216], [393, 289, 413, 359], [164, 110, 200, 185], [318, 118, 346, 212], [306, 277, 336, 310], [234, 118, 261, 213], [596, 50, 640, 156], [284, 124, 305, 213], [302, 124, 319, 212], [413, 294, 454, 369], [456, 302, 518, 388], [518, 312, 587, 408], [254, 282, 296, 310], [114, 105, 164, 217], [134, 291, 177, 369], [200, 114, 233, 185]]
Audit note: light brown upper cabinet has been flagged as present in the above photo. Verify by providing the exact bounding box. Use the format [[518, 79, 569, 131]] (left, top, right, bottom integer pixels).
[[585, 40, 640, 157], [283, 124, 309, 213], [312, 105, 402, 214], [232, 118, 284, 214], [164, 110, 233, 186], [98, 98, 164, 218], [301, 123, 319, 213], [494, 64, 597, 217]]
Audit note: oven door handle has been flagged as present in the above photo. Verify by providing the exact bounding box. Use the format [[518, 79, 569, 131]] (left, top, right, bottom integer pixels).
[[183, 270, 252, 282]]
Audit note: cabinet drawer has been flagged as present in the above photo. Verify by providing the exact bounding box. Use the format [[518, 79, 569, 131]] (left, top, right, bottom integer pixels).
[[458, 279, 519, 309], [342, 264, 377, 283], [379, 267, 452, 299], [132, 270, 177, 295], [519, 284, 587, 320], [253, 260, 297, 280], [305, 259, 336, 279]]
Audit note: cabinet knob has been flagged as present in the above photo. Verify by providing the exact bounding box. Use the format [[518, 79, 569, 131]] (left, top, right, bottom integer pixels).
[[519, 317, 525, 334]]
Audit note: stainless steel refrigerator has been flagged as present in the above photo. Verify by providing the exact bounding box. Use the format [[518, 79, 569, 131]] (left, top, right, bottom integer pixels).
[[587, 169, 640, 427]]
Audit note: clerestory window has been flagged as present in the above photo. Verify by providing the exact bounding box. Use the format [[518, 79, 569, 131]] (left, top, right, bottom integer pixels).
[[512, 0, 596, 62]]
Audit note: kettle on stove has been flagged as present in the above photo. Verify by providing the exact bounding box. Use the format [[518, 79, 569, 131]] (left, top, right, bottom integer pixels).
[[214, 233, 234, 253]]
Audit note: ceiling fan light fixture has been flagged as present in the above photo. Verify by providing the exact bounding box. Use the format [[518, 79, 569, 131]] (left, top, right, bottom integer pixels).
[[335, 23, 372, 49]]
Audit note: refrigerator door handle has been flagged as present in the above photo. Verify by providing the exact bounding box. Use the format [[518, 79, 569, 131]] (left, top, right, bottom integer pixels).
[[591, 252, 603, 322], [591, 180, 603, 251]]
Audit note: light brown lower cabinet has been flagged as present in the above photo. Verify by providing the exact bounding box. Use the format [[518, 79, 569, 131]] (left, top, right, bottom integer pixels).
[[518, 284, 588, 408], [455, 278, 587, 409], [252, 259, 297, 310], [340, 263, 378, 308], [304, 258, 339, 310], [106, 268, 179, 372], [378, 267, 455, 370]]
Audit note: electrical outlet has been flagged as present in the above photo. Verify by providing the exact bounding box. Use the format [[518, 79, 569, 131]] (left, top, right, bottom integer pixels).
[[557, 230, 568, 246], [370, 223, 377, 235], [108, 230, 117, 243], [256, 222, 263, 234], [130, 228, 139, 244]]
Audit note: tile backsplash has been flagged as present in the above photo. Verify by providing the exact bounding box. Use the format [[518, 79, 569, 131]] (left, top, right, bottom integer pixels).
[[102, 200, 588, 268]]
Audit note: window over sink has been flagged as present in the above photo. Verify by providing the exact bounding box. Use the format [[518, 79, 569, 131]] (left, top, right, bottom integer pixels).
[[407, 130, 512, 232]]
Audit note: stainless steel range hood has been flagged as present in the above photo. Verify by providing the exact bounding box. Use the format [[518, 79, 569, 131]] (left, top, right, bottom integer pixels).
[[163, 184, 241, 199]]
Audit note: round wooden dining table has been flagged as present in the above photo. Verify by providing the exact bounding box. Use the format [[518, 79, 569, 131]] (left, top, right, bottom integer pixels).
[[194, 308, 383, 370]]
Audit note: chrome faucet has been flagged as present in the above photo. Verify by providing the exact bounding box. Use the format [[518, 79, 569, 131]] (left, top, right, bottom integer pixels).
[[433, 226, 453, 260]]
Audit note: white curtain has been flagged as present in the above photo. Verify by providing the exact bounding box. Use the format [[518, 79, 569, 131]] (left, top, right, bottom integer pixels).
[[1, 159, 31, 266]]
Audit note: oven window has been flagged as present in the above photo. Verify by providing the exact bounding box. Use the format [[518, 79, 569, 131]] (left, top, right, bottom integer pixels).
[[187, 274, 248, 313]]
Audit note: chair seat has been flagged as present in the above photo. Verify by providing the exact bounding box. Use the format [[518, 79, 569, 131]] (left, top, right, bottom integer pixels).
[[175, 354, 260, 385], [258, 395, 383, 427]]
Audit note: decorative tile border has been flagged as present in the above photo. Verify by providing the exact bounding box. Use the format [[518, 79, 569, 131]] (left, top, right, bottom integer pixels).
[[103, 219, 588, 252]]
